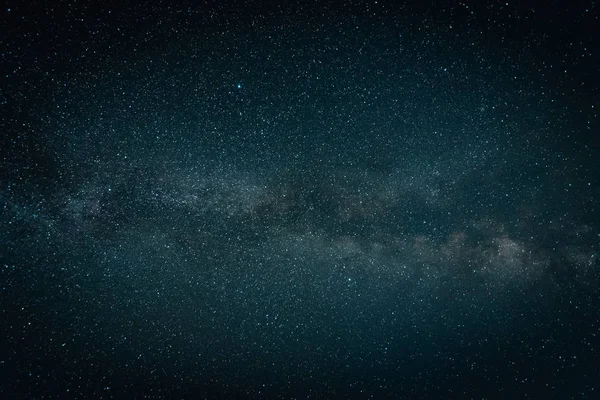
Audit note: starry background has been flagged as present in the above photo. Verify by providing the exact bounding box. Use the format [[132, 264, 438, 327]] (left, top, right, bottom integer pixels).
[[1, 0, 599, 398]]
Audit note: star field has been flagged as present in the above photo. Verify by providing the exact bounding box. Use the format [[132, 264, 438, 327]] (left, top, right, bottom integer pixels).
[[1, 0, 599, 398]]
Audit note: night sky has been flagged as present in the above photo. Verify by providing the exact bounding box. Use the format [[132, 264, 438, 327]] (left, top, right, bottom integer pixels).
[[1, 0, 599, 398]]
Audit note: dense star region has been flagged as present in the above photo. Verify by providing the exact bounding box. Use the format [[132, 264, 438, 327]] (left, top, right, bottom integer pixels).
[[1, 0, 599, 398]]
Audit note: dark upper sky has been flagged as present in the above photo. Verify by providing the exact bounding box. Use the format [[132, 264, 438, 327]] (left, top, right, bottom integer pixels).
[[1, 0, 599, 398]]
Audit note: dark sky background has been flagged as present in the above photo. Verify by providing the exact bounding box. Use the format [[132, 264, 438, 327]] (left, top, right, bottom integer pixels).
[[1, 0, 599, 398]]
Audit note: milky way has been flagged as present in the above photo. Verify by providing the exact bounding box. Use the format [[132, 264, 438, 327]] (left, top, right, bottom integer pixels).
[[1, 1, 599, 398]]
